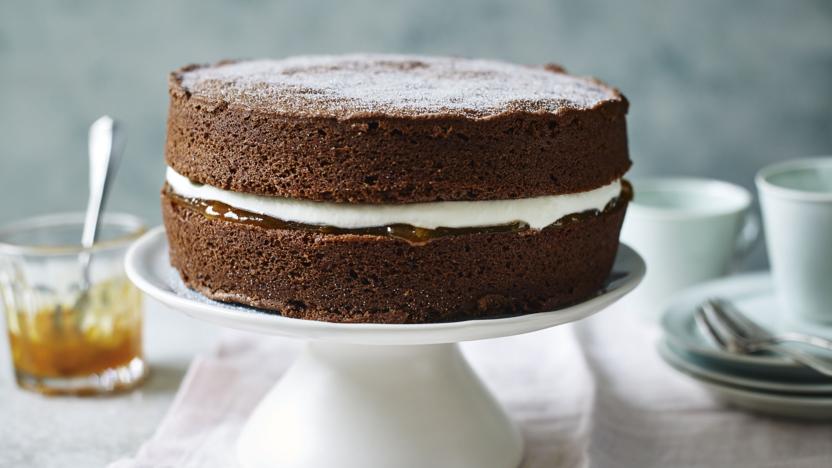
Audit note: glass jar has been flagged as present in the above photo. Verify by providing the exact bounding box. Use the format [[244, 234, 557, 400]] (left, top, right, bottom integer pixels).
[[0, 212, 146, 395]]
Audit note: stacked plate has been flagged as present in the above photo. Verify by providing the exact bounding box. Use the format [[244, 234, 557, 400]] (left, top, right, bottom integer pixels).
[[660, 272, 832, 419]]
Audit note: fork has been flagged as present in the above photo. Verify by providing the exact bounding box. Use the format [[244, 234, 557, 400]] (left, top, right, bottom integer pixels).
[[696, 300, 832, 377], [711, 298, 832, 352]]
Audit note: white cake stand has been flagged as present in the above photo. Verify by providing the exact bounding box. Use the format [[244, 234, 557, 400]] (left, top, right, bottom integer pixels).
[[126, 227, 644, 468]]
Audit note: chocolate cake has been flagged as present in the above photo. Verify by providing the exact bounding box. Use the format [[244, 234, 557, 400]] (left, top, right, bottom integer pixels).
[[162, 54, 631, 324]]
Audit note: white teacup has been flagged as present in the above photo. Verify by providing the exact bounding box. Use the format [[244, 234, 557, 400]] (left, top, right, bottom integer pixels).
[[756, 157, 832, 324], [620, 177, 757, 320]]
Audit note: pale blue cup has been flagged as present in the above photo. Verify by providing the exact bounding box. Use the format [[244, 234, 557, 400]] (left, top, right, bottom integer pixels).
[[756, 157, 832, 324]]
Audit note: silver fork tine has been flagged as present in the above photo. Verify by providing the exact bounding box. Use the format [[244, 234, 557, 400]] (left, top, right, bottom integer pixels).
[[694, 306, 727, 349], [705, 299, 752, 341], [714, 297, 832, 352], [711, 298, 771, 341], [701, 300, 832, 377], [700, 300, 745, 353]]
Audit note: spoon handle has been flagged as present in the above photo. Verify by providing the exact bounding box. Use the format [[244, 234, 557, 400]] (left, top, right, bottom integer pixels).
[[82, 116, 126, 249], [758, 343, 832, 377], [776, 333, 832, 352]]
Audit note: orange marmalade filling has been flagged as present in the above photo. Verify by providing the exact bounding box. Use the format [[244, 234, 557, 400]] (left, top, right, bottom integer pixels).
[[6, 276, 143, 387], [165, 180, 631, 244]]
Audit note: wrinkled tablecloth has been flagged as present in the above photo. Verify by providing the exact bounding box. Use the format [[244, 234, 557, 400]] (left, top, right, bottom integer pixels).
[[111, 304, 832, 468]]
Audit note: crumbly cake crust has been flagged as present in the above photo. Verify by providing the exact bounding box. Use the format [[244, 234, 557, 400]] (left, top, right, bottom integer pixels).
[[166, 54, 630, 203]]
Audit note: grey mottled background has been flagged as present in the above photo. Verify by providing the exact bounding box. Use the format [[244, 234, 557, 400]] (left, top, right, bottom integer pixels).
[[1, 0, 831, 268]]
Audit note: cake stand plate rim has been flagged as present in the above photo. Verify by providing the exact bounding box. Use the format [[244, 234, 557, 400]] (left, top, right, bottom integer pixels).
[[125, 226, 644, 345]]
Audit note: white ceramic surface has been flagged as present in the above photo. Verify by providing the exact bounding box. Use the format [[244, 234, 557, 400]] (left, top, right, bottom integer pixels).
[[757, 157, 832, 324], [620, 177, 757, 321], [659, 340, 832, 395], [661, 272, 832, 380], [659, 342, 832, 420], [125, 227, 644, 468], [237, 342, 523, 468]]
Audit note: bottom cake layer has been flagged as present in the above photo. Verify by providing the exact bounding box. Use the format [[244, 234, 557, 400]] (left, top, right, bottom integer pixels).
[[162, 192, 628, 324]]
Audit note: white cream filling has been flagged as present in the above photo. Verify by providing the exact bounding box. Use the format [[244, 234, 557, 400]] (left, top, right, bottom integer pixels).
[[166, 167, 622, 230]]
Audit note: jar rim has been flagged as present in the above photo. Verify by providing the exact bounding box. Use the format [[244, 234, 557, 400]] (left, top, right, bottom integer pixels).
[[0, 212, 146, 256]]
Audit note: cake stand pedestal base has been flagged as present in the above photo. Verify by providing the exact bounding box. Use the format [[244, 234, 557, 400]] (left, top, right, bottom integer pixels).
[[236, 342, 524, 468], [125, 228, 644, 468]]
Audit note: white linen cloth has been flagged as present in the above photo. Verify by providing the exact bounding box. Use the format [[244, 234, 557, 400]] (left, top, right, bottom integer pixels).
[[110, 305, 832, 468]]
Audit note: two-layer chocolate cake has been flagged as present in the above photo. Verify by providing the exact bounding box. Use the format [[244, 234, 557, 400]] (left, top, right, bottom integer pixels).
[[162, 54, 631, 324]]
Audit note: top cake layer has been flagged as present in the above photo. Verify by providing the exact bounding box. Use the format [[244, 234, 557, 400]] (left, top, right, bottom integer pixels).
[[166, 54, 630, 203], [174, 54, 621, 119]]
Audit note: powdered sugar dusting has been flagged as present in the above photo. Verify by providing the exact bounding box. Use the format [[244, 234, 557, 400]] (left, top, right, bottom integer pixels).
[[169, 265, 272, 315], [177, 54, 621, 118]]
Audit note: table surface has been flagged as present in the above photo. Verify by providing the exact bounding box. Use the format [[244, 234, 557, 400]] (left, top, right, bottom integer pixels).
[[4, 292, 832, 467], [0, 298, 221, 468]]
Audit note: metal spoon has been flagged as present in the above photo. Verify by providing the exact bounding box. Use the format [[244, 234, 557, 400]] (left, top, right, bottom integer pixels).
[[74, 116, 126, 310]]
